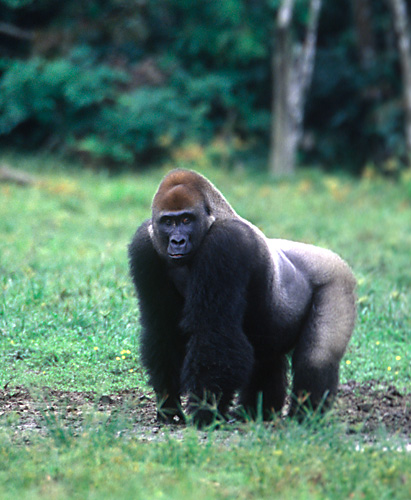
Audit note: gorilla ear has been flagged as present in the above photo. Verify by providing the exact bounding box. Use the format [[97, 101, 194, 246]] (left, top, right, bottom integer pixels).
[[205, 204, 212, 216]]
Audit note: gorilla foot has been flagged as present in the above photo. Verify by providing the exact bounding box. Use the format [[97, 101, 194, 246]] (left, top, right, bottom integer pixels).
[[187, 393, 229, 429], [288, 390, 335, 422], [156, 395, 185, 424], [157, 410, 186, 425]]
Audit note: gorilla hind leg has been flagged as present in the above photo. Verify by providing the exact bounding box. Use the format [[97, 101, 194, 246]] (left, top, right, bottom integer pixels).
[[289, 360, 339, 419], [289, 277, 356, 419], [239, 355, 288, 420]]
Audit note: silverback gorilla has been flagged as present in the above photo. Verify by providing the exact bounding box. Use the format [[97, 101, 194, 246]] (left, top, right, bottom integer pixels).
[[128, 170, 356, 426]]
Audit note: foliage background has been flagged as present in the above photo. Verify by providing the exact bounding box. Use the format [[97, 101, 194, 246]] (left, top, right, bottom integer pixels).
[[0, 0, 407, 173]]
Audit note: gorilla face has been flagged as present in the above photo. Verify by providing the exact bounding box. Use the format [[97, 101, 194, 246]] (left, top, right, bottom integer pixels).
[[154, 208, 211, 264], [151, 180, 215, 265], [159, 211, 196, 260]]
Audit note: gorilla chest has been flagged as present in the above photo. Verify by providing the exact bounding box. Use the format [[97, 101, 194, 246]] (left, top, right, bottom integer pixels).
[[167, 265, 190, 297]]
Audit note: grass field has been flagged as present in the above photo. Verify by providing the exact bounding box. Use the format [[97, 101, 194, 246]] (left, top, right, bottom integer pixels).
[[0, 152, 410, 499]]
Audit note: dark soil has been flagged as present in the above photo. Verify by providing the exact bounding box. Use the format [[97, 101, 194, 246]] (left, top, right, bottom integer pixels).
[[335, 380, 410, 437], [0, 380, 410, 441]]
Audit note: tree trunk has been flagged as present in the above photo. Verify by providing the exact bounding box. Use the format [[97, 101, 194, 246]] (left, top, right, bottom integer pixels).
[[269, 0, 322, 177], [351, 0, 376, 69], [269, 0, 295, 177], [388, 0, 411, 166]]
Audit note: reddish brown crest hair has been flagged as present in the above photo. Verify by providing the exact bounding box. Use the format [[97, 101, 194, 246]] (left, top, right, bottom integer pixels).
[[152, 169, 237, 219], [153, 170, 205, 212]]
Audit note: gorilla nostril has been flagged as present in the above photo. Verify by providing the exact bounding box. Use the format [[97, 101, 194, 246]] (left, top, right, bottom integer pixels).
[[171, 238, 185, 246]]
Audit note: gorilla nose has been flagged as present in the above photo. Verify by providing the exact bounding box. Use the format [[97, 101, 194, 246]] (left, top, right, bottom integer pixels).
[[169, 236, 188, 258], [171, 237, 186, 247]]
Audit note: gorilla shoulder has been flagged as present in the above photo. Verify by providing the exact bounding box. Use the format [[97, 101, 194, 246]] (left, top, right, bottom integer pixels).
[[267, 238, 356, 288]]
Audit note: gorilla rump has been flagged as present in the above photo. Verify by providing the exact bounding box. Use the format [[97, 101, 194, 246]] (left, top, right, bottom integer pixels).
[[128, 170, 356, 426]]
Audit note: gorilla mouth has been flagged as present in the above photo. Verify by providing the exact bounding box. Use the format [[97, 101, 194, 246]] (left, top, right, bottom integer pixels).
[[169, 252, 191, 261]]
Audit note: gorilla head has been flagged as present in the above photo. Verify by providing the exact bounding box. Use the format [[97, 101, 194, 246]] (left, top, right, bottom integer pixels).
[[151, 172, 215, 264], [129, 169, 356, 427]]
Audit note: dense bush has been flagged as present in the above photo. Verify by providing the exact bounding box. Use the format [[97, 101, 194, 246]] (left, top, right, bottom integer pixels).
[[0, 55, 243, 163], [0, 56, 123, 139]]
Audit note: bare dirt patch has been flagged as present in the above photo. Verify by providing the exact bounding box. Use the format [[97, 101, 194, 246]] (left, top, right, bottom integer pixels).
[[0, 380, 409, 441], [335, 380, 410, 437]]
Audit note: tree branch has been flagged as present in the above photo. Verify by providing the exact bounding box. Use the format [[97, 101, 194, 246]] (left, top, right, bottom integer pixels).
[[0, 22, 34, 41]]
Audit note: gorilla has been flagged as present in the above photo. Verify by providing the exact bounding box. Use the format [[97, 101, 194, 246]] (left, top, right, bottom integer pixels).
[[128, 169, 356, 426]]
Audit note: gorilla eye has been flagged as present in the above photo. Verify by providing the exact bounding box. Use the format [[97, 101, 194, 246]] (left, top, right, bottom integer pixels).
[[162, 217, 173, 226], [182, 217, 191, 225]]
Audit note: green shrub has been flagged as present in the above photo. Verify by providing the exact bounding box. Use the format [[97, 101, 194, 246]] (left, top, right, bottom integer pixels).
[[0, 57, 124, 143], [0, 56, 242, 164]]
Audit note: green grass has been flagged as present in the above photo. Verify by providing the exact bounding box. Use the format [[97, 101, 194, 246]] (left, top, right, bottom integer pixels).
[[1, 154, 409, 391], [0, 153, 410, 499], [0, 419, 410, 500]]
